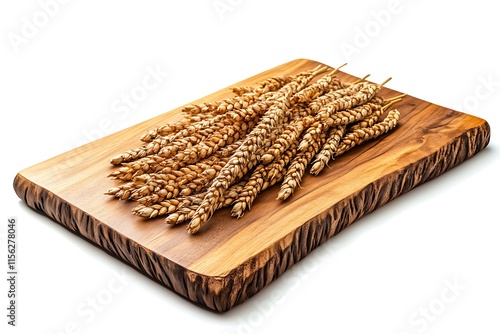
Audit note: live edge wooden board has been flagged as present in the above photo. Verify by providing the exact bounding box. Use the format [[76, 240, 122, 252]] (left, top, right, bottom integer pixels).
[[14, 59, 490, 312]]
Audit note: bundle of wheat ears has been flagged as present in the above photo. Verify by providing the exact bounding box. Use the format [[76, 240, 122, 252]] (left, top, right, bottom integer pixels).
[[105, 64, 404, 234]]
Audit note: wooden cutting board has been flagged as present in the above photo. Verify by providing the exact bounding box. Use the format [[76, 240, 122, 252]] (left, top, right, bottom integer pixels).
[[13, 59, 490, 312]]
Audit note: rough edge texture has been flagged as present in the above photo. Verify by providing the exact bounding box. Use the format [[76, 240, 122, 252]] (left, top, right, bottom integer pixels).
[[13, 111, 490, 312]]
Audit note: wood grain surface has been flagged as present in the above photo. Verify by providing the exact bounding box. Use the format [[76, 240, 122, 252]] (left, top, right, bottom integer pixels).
[[13, 59, 491, 312]]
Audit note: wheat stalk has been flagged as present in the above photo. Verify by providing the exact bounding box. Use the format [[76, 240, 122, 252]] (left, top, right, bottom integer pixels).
[[106, 64, 404, 235]]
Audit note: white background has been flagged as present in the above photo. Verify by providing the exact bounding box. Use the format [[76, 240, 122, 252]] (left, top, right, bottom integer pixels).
[[1, 1, 499, 333]]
